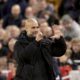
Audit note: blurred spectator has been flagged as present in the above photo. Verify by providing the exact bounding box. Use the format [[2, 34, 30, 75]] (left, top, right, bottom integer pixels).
[[71, 38, 80, 60], [0, 57, 7, 69], [0, 28, 8, 57], [3, 0, 28, 16], [37, 10, 51, 20], [0, 28, 6, 41], [6, 25, 20, 39], [0, 58, 16, 80], [3, 5, 23, 28], [0, 19, 3, 28], [60, 15, 80, 40], [58, 0, 80, 22], [37, 0, 54, 18], [40, 21, 49, 27], [5, 25, 20, 43], [58, 0, 76, 17], [7, 60, 16, 80], [38, 10, 59, 26], [24, 6, 35, 19], [29, 0, 38, 6], [29, 0, 40, 15], [7, 38, 17, 60], [40, 22, 53, 37], [39, 0, 54, 13], [0, 0, 8, 18]]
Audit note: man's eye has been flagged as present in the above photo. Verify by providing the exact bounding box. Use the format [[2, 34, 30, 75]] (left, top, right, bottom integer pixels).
[[32, 26, 39, 29], [32, 27, 36, 29], [37, 26, 39, 28]]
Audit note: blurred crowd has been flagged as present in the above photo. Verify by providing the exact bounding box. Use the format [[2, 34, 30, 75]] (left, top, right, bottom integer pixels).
[[0, 0, 80, 80]]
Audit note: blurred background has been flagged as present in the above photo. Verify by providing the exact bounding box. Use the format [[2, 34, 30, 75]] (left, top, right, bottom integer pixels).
[[0, 0, 80, 80]]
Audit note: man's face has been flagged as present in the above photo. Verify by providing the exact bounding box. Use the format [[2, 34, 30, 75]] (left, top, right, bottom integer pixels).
[[0, 28, 5, 40], [25, 7, 33, 18], [26, 21, 39, 37], [29, 0, 37, 5], [40, 26, 52, 37], [40, 0, 47, 10], [62, 21, 72, 30], [72, 43, 80, 53], [11, 5, 21, 17]]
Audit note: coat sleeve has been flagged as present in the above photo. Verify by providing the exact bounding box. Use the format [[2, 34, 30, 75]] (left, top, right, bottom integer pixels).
[[14, 41, 37, 62], [50, 36, 67, 57]]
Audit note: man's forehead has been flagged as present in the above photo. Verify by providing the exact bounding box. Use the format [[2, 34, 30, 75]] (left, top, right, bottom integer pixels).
[[31, 18, 38, 26], [12, 5, 20, 10], [32, 22, 38, 27], [25, 18, 38, 28]]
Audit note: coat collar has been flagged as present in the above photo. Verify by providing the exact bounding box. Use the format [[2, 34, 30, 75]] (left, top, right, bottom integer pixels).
[[18, 30, 35, 44]]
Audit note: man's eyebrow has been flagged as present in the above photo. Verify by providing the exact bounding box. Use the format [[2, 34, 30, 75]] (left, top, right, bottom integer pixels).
[[32, 26, 39, 28]]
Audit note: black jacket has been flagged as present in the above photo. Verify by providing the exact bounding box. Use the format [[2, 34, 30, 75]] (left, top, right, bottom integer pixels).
[[14, 31, 66, 80], [3, 14, 23, 28]]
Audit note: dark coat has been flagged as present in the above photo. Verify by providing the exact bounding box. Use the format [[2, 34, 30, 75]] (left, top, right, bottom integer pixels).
[[0, 1, 6, 18], [0, 41, 8, 57], [3, 0, 28, 16], [14, 31, 66, 80], [3, 14, 23, 28]]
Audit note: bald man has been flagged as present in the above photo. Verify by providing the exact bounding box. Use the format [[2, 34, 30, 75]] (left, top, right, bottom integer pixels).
[[24, 6, 34, 19], [14, 18, 66, 80], [11, 5, 21, 17], [3, 4, 23, 28]]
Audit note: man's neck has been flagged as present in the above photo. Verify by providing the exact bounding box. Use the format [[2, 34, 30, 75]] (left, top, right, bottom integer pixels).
[[27, 33, 35, 42], [12, 15, 19, 19]]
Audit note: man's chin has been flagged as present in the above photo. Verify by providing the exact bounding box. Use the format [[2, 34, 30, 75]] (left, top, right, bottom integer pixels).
[[32, 34, 36, 37], [29, 34, 36, 38]]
